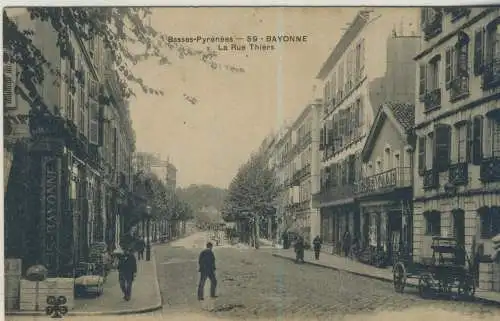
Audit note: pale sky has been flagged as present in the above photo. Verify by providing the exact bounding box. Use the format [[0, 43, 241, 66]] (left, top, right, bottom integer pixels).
[[128, 7, 418, 189]]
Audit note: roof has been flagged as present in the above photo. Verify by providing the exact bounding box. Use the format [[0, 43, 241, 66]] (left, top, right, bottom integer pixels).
[[385, 101, 415, 132], [361, 101, 415, 162]]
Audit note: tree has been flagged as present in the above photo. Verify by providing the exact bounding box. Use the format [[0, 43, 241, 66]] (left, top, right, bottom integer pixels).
[[3, 7, 244, 110], [222, 151, 279, 248]]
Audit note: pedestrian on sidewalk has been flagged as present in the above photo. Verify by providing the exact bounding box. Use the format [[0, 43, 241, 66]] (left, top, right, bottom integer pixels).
[[313, 235, 322, 260], [118, 248, 137, 301], [137, 239, 145, 260], [342, 231, 351, 258], [197, 242, 217, 301], [294, 236, 305, 263]]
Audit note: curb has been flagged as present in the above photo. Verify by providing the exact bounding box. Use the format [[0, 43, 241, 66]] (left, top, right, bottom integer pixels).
[[272, 252, 500, 306], [6, 248, 163, 317]]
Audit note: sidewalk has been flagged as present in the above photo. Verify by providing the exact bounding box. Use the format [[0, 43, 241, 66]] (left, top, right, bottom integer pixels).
[[272, 247, 500, 305], [7, 249, 162, 316]]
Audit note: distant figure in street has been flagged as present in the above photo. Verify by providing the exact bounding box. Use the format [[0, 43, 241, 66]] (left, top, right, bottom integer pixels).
[[118, 248, 137, 301], [137, 239, 145, 260], [294, 236, 305, 263], [313, 235, 322, 260], [197, 242, 217, 300], [342, 231, 351, 258]]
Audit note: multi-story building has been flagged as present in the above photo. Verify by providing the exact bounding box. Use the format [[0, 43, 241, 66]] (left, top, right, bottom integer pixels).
[[355, 102, 415, 266], [313, 9, 420, 255], [273, 125, 292, 240], [283, 102, 322, 245], [3, 10, 135, 276], [412, 7, 500, 291]]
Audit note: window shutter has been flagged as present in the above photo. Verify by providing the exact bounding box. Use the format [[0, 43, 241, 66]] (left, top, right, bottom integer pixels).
[[419, 64, 427, 97], [89, 100, 100, 145], [348, 154, 356, 184], [471, 115, 483, 165], [465, 120, 471, 163], [319, 127, 325, 150], [360, 39, 365, 76], [325, 166, 331, 187], [98, 106, 105, 146], [474, 28, 485, 75], [445, 47, 453, 89], [4, 62, 17, 109], [418, 136, 426, 175], [434, 124, 451, 172], [331, 71, 337, 103]]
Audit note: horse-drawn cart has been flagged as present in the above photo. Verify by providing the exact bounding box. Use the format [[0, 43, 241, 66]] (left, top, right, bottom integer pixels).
[[393, 236, 475, 299]]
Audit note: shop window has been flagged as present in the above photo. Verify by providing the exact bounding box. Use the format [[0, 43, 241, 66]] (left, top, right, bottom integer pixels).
[[425, 211, 441, 236]]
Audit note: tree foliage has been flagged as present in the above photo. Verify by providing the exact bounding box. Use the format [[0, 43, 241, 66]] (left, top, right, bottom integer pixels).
[[222, 152, 279, 222], [3, 7, 245, 108], [131, 171, 193, 229], [176, 184, 228, 212]]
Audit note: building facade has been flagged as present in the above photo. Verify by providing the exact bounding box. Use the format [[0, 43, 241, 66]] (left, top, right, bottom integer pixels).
[[313, 10, 420, 255], [355, 102, 415, 267], [282, 102, 322, 245], [3, 11, 135, 276], [412, 7, 500, 291]]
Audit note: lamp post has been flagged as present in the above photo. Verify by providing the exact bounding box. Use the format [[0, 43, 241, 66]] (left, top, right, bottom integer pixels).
[[146, 205, 152, 261]]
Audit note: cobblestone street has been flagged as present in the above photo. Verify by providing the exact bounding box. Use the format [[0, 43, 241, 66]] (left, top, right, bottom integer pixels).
[[153, 234, 500, 320]]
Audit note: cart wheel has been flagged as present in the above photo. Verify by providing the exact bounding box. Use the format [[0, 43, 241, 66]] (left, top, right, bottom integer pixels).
[[458, 275, 476, 299], [393, 262, 407, 293], [418, 274, 432, 298]]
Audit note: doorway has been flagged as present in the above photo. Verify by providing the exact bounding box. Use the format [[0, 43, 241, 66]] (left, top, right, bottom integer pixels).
[[453, 209, 466, 265]]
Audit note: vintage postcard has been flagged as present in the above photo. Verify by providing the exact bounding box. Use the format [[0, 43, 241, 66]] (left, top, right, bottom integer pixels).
[[3, 6, 500, 321]]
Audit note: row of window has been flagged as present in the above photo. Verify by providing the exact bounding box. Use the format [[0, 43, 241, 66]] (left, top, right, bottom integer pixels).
[[424, 207, 500, 239], [319, 153, 361, 189], [323, 38, 366, 115], [419, 15, 500, 112], [320, 97, 365, 157], [417, 115, 500, 174]]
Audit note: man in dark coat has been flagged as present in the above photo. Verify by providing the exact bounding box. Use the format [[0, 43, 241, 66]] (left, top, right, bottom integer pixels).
[[197, 242, 217, 300], [313, 235, 322, 260], [137, 239, 145, 260], [118, 248, 137, 301]]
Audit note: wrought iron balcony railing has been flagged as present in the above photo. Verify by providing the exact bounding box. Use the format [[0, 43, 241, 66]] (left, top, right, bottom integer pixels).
[[480, 156, 500, 182], [448, 162, 468, 185], [424, 88, 442, 112], [423, 169, 439, 190], [483, 58, 500, 90], [450, 76, 469, 102], [312, 183, 356, 206], [423, 9, 443, 41], [355, 167, 412, 196]]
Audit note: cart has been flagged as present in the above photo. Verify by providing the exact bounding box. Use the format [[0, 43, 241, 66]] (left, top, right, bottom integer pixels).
[[392, 236, 475, 299]]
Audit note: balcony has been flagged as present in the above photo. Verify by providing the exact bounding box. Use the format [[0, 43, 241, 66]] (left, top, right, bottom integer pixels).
[[450, 76, 469, 102], [424, 88, 441, 112], [291, 164, 311, 186], [355, 167, 412, 197], [312, 183, 356, 207], [423, 169, 439, 190], [483, 58, 500, 90], [444, 8, 470, 22], [480, 157, 500, 182], [448, 162, 468, 186]]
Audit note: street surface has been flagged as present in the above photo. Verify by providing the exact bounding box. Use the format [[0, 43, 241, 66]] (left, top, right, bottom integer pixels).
[[7, 232, 500, 321]]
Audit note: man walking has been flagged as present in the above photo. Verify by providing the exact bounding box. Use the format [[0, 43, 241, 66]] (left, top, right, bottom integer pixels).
[[118, 248, 137, 301], [137, 239, 145, 260], [313, 235, 322, 260], [197, 242, 217, 300]]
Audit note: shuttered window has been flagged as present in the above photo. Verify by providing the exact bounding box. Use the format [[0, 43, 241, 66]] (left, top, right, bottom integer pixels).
[[3, 62, 16, 109], [456, 124, 468, 163], [319, 127, 325, 150], [474, 28, 485, 75], [445, 47, 454, 89], [348, 154, 356, 184], [359, 38, 365, 77], [89, 99, 100, 145], [331, 71, 337, 103], [419, 64, 427, 97], [434, 124, 452, 172], [418, 136, 426, 175], [471, 116, 483, 165]]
